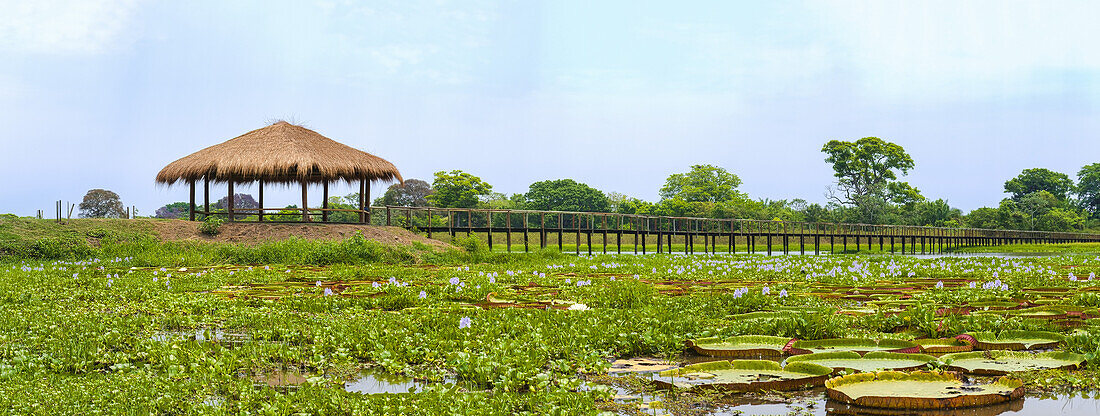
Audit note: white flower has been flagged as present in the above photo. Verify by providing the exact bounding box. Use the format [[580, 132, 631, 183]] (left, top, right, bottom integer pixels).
[[567, 303, 590, 311]]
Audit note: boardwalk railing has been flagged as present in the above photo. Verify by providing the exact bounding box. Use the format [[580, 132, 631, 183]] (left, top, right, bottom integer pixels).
[[374, 206, 1100, 255]]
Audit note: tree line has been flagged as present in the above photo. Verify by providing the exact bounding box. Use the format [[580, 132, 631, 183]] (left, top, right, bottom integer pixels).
[[137, 137, 1100, 232]]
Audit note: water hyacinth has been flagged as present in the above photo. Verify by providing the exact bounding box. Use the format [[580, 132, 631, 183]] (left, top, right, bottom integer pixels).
[[323, 288, 334, 296], [418, 291, 427, 299], [372, 282, 381, 288], [449, 277, 461, 286], [936, 281, 944, 289], [761, 286, 770, 296], [459, 316, 472, 329], [779, 289, 788, 298]]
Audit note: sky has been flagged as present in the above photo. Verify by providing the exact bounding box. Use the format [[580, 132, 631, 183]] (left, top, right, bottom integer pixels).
[[1, 0, 1098, 216]]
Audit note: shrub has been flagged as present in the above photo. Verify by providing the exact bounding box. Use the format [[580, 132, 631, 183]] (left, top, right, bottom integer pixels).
[[198, 217, 224, 236]]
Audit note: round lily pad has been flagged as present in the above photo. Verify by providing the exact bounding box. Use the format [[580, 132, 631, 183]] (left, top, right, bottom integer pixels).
[[940, 351, 1086, 375], [914, 338, 974, 354], [969, 300, 1023, 310], [608, 357, 678, 374], [825, 371, 1024, 409], [785, 351, 937, 374], [967, 330, 1065, 350], [653, 360, 832, 392], [789, 338, 921, 355], [686, 335, 794, 357]]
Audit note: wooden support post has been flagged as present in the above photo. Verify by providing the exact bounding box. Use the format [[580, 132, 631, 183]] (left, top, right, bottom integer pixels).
[[427, 209, 433, 238], [587, 215, 593, 256], [203, 177, 209, 220], [653, 218, 660, 254], [322, 182, 329, 222], [365, 180, 371, 223], [576, 214, 585, 253], [558, 213, 563, 251], [300, 181, 309, 222], [188, 180, 195, 221], [488, 211, 493, 251], [849, 225, 858, 252], [616, 216, 622, 254], [258, 179, 264, 222], [602, 216, 608, 254], [800, 223, 805, 255], [814, 223, 820, 255], [523, 214, 529, 253], [540, 213, 546, 249], [641, 217, 647, 255], [359, 180, 367, 224], [767, 224, 773, 256], [450, 211, 455, 238], [506, 212, 511, 253], [228, 181, 235, 222]]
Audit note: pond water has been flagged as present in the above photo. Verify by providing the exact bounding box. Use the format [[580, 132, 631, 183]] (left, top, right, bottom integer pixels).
[[725, 392, 1100, 416], [343, 370, 463, 394], [602, 383, 1100, 416]]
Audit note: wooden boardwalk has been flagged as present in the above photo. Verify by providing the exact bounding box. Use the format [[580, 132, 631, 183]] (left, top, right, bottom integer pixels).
[[373, 206, 1100, 255]]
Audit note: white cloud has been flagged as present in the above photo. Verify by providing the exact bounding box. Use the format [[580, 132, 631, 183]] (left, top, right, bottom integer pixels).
[[0, 0, 143, 54]]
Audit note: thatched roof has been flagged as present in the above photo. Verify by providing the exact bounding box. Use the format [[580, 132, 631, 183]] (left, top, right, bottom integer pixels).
[[156, 121, 402, 185]]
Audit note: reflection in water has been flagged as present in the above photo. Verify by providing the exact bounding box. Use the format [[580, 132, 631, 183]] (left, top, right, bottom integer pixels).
[[344, 371, 419, 394], [602, 380, 1100, 416], [722, 393, 1100, 416], [343, 370, 463, 394]]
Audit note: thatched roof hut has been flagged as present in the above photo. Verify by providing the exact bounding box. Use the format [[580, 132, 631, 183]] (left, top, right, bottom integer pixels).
[[156, 121, 401, 185], [157, 121, 401, 222]]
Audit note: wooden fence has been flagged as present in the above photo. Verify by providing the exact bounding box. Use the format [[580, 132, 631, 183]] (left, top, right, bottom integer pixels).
[[371, 206, 1100, 255]]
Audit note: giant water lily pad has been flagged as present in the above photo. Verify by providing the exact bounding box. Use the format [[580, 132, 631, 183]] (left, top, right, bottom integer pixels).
[[914, 338, 974, 354], [686, 336, 793, 357], [967, 331, 1064, 350], [941, 351, 1086, 375], [789, 338, 921, 355], [786, 351, 937, 373], [654, 360, 832, 392], [825, 371, 1024, 409]]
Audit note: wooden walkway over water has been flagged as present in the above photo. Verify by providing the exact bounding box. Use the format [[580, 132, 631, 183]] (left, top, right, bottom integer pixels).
[[374, 206, 1100, 255]]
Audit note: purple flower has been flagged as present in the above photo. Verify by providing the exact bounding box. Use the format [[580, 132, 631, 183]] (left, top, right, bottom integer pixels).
[[324, 288, 334, 296], [935, 281, 944, 289], [418, 291, 427, 299], [779, 289, 788, 298], [459, 316, 472, 329], [372, 282, 381, 288], [449, 277, 461, 286]]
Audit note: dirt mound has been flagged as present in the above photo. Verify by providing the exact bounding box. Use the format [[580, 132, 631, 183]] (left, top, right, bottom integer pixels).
[[151, 220, 453, 249]]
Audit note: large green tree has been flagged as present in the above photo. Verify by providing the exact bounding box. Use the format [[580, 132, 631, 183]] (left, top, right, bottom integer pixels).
[[1077, 163, 1100, 217], [821, 137, 920, 223], [375, 179, 433, 207], [524, 179, 609, 212], [78, 189, 126, 218], [659, 164, 743, 203], [427, 170, 492, 208], [1004, 168, 1074, 201]]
